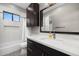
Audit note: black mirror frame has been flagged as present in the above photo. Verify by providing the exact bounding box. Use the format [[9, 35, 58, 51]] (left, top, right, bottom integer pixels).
[[40, 8, 79, 35]]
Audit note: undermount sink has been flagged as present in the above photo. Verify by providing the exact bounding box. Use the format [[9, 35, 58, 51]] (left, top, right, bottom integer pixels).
[[39, 37, 56, 41]]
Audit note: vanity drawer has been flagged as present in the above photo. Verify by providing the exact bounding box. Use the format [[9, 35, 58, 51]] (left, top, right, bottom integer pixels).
[[42, 45, 69, 56], [27, 38, 43, 56]]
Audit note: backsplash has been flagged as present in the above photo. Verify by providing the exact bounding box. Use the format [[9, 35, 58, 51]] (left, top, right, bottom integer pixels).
[[56, 33, 79, 41], [26, 27, 40, 36]]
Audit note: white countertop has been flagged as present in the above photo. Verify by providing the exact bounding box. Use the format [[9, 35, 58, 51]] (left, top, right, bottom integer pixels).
[[27, 33, 79, 56]]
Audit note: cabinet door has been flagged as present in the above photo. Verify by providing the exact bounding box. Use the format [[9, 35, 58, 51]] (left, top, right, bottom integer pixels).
[[27, 46, 42, 56], [27, 9, 30, 26], [26, 3, 39, 27], [33, 12, 39, 26], [30, 13, 35, 26], [32, 3, 39, 12], [42, 45, 69, 56], [27, 39, 43, 56], [33, 3, 39, 26]]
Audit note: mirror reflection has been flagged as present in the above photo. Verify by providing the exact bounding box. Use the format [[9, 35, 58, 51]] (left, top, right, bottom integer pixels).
[[40, 3, 79, 33]]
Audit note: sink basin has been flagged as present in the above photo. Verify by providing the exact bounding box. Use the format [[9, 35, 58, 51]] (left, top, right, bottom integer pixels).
[[39, 37, 56, 41]]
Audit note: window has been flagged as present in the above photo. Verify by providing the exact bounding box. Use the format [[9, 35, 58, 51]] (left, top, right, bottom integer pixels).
[[13, 14, 20, 22], [3, 11, 12, 21], [3, 11, 20, 22]]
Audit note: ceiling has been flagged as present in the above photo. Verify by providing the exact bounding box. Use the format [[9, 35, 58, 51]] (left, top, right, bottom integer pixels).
[[14, 3, 53, 10], [14, 3, 30, 9], [40, 3, 49, 10]]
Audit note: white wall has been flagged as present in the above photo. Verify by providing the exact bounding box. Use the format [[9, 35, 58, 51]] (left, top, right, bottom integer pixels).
[[26, 27, 40, 36], [0, 3, 26, 55]]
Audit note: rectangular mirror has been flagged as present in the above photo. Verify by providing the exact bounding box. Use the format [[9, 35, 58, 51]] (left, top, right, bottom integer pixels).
[[40, 3, 79, 34]]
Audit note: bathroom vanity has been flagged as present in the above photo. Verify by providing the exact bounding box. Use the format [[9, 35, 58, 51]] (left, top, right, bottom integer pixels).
[[27, 38, 69, 56], [27, 33, 79, 56]]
